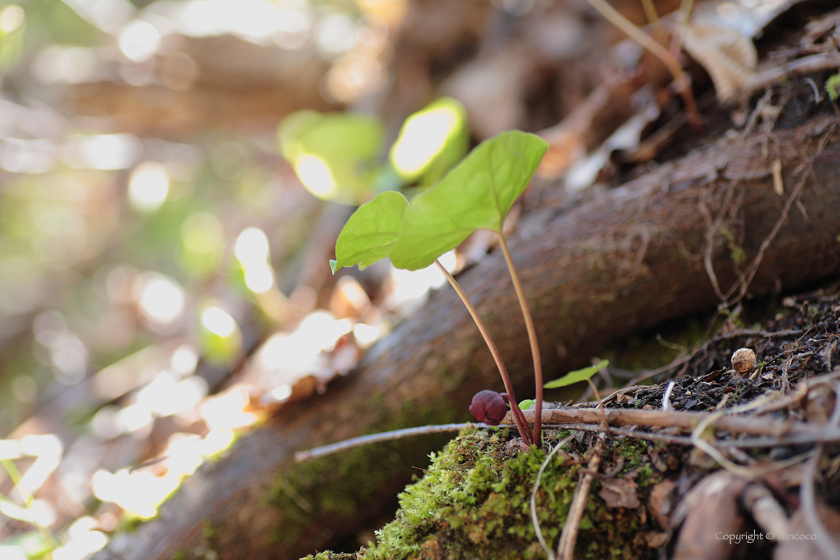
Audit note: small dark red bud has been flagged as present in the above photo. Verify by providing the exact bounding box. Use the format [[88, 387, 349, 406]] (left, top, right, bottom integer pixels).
[[469, 390, 508, 425]]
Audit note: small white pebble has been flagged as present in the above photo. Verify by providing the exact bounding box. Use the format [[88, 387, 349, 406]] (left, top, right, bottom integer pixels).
[[731, 348, 756, 373]]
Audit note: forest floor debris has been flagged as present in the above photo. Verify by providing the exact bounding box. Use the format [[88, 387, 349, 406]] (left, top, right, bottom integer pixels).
[[305, 287, 840, 560]]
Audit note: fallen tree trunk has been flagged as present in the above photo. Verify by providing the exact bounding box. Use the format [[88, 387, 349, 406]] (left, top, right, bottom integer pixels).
[[95, 112, 840, 559]]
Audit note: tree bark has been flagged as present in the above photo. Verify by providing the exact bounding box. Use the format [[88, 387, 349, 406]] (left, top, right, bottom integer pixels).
[[94, 113, 840, 560]]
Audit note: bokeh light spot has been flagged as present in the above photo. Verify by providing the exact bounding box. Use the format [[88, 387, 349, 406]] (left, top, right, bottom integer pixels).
[[294, 154, 336, 198], [201, 307, 237, 337], [128, 162, 170, 213], [391, 105, 459, 176]]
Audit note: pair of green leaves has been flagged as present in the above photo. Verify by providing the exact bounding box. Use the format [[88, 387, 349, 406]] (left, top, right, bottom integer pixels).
[[519, 360, 610, 409], [329, 130, 549, 273]]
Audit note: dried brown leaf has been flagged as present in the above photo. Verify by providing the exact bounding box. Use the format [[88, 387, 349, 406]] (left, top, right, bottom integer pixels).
[[649, 479, 675, 530], [599, 476, 640, 509], [683, 22, 757, 103], [671, 471, 752, 560]]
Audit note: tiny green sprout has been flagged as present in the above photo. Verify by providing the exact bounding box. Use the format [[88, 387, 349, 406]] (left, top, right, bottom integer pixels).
[[518, 399, 535, 411], [330, 130, 549, 449], [826, 73, 840, 101], [544, 360, 609, 389]]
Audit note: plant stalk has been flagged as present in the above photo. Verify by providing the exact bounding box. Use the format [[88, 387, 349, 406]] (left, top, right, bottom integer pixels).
[[583, 0, 702, 134], [435, 260, 533, 445], [639, 0, 666, 45], [498, 236, 543, 449]]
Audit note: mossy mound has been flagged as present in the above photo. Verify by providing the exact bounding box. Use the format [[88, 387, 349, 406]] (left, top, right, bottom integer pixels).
[[306, 427, 666, 560]]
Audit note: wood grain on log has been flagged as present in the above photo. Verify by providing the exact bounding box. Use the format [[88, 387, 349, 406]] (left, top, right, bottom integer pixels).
[[94, 113, 840, 559]]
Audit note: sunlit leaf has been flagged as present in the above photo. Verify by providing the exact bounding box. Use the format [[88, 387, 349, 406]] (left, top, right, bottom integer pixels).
[[389, 97, 468, 184], [389, 131, 547, 270], [544, 360, 609, 389], [279, 110, 383, 205], [330, 191, 408, 273]]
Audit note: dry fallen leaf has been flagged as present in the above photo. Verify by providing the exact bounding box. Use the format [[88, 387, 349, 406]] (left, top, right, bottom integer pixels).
[[649, 479, 676, 530], [599, 476, 641, 509], [683, 22, 757, 103], [671, 471, 752, 560]]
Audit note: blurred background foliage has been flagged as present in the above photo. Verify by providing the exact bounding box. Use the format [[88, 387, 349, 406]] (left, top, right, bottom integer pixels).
[[0, 0, 477, 556]]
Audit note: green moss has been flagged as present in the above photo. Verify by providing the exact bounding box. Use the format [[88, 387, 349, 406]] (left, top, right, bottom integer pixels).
[[612, 439, 663, 490], [613, 439, 648, 469], [348, 428, 656, 560]]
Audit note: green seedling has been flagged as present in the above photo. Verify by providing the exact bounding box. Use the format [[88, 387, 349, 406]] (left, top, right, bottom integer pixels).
[[825, 73, 840, 101], [544, 360, 609, 389], [544, 359, 609, 404], [518, 399, 535, 411], [330, 130, 548, 449]]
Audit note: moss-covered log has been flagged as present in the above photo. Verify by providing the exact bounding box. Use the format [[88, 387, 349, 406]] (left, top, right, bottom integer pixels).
[[303, 428, 666, 560], [94, 113, 840, 560]]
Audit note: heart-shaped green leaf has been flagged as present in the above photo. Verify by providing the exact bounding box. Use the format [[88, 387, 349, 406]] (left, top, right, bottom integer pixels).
[[544, 360, 609, 389], [330, 191, 409, 273], [389, 130, 548, 270]]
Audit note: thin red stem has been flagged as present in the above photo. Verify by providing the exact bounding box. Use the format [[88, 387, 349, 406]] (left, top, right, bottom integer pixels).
[[498, 236, 543, 449], [436, 261, 533, 445]]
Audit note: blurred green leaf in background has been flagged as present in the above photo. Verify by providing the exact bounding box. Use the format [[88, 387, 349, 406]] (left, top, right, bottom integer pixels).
[[389, 97, 468, 185], [279, 110, 384, 205]]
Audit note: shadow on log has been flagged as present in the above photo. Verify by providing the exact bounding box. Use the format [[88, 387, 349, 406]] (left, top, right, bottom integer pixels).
[[94, 113, 840, 559]]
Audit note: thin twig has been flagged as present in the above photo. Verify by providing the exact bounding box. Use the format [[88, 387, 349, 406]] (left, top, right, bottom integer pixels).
[[583, 0, 702, 132], [296, 383, 840, 463], [436, 260, 532, 446], [639, 0, 665, 43], [749, 51, 840, 94], [499, 236, 543, 448], [799, 381, 840, 560], [669, 0, 695, 58], [557, 437, 604, 559], [546, 423, 693, 445], [274, 475, 314, 512], [548, 422, 840, 448], [688, 412, 815, 475], [742, 483, 790, 538], [625, 353, 693, 387], [516, 407, 830, 439], [531, 435, 574, 560], [294, 423, 479, 462]]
